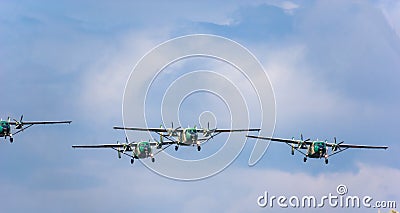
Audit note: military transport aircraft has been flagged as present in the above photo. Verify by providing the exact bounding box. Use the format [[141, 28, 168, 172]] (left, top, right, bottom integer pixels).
[[246, 134, 388, 164], [0, 115, 72, 143], [114, 122, 260, 151], [72, 137, 176, 164]]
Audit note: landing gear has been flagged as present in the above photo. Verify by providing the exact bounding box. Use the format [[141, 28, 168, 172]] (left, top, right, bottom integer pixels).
[[151, 158, 155, 163], [130, 158, 134, 164], [303, 157, 307, 162], [10, 137, 13, 143], [291, 148, 294, 155], [197, 146, 201, 151], [325, 158, 328, 164], [175, 146, 179, 151]]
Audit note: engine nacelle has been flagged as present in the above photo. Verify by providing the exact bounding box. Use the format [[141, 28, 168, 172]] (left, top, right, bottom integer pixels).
[[167, 129, 178, 137], [15, 123, 23, 129]]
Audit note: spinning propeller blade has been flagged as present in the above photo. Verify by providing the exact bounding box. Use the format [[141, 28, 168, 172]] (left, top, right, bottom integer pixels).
[[13, 115, 24, 129], [332, 137, 344, 151]]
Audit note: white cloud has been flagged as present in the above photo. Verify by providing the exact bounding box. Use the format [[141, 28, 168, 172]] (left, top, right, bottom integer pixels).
[[261, 44, 364, 129], [79, 30, 170, 124], [2, 162, 397, 212], [378, 0, 400, 38]]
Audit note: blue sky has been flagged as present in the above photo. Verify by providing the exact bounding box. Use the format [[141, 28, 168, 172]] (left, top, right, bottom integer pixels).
[[0, 0, 399, 212]]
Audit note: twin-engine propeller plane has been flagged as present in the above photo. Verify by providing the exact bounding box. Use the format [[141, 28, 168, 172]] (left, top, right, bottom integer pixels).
[[0, 115, 72, 143], [72, 137, 176, 164], [246, 134, 388, 164], [114, 122, 260, 152]]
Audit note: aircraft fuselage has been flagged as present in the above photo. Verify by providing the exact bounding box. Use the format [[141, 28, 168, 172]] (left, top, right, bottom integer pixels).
[[0, 121, 11, 138], [176, 128, 198, 145], [134, 141, 153, 159], [305, 141, 327, 158]]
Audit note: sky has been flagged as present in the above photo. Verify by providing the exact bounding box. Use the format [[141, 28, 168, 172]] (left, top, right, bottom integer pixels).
[[0, 0, 399, 212]]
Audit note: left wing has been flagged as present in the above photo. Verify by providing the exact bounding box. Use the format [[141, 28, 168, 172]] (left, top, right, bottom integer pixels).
[[326, 143, 388, 149], [10, 120, 71, 136], [213, 128, 260, 133], [200, 128, 260, 133], [151, 141, 177, 146], [9, 120, 72, 125]]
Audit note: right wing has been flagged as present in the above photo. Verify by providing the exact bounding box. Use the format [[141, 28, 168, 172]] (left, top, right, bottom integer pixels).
[[72, 141, 177, 149], [72, 144, 129, 148], [246, 135, 313, 145], [113, 126, 169, 132]]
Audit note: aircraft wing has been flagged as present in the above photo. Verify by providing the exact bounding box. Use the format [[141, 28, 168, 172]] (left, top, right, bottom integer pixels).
[[113, 126, 169, 132], [72, 144, 133, 148], [246, 135, 313, 145], [149, 141, 177, 146], [72, 140, 177, 149], [325, 143, 388, 149], [203, 128, 260, 133], [9, 121, 72, 125]]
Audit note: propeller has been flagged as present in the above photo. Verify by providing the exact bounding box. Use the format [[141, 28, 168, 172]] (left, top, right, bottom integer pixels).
[[116, 140, 122, 158], [171, 122, 180, 131], [298, 133, 310, 149], [14, 115, 24, 129], [151, 133, 164, 149], [203, 122, 217, 137], [332, 137, 344, 152], [301, 134, 310, 142]]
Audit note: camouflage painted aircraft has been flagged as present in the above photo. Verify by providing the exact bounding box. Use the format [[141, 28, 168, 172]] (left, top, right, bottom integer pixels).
[[114, 122, 260, 151], [72, 137, 176, 164], [0, 115, 71, 143], [247, 134, 388, 164]]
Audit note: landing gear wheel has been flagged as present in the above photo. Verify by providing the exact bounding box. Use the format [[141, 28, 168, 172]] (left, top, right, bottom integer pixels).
[[197, 146, 201, 151], [130, 158, 134, 164], [151, 158, 155, 163], [175, 146, 178, 151], [303, 157, 307, 162], [325, 159, 328, 164], [10, 138, 13, 143], [291, 150, 294, 155]]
